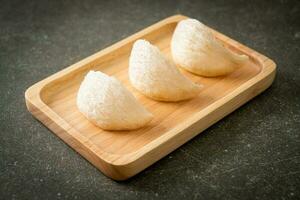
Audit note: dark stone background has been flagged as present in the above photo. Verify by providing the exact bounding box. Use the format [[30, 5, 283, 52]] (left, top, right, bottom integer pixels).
[[0, 0, 299, 199]]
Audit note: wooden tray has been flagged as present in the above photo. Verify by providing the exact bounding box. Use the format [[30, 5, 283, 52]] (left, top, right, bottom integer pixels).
[[25, 15, 276, 180]]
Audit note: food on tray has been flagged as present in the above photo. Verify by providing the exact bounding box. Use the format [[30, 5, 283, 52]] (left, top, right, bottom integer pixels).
[[171, 19, 249, 77], [77, 71, 153, 130], [129, 39, 201, 102]]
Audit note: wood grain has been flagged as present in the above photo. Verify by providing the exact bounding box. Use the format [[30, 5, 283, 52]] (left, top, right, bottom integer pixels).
[[25, 15, 276, 180]]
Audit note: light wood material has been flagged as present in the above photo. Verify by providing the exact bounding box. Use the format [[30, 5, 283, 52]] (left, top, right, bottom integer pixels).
[[25, 15, 276, 180]]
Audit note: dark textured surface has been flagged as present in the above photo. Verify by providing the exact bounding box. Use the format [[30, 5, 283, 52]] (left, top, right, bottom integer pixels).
[[0, 0, 300, 199]]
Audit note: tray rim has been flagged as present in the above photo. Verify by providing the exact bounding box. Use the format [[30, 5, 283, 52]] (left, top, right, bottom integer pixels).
[[25, 15, 276, 180]]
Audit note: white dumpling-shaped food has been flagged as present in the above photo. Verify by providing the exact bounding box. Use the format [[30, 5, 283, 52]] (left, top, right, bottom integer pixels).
[[171, 19, 249, 77], [129, 39, 201, 102], [77, 71, 153, 130]]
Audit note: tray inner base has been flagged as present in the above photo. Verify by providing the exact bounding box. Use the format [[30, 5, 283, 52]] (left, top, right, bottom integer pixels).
[[41, 24, 261, 156]]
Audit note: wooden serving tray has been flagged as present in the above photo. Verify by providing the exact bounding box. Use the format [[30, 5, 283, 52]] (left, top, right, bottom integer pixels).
[[25, 15, 276, 180]]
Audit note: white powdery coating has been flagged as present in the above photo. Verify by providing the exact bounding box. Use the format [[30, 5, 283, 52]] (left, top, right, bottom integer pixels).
[[171, 19, 249, 77], [129, 39, 201, 102], [77, 71, 153, 130]]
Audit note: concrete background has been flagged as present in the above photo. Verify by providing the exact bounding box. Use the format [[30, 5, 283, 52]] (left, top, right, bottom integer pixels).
[[0, 0, 299, 199]]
